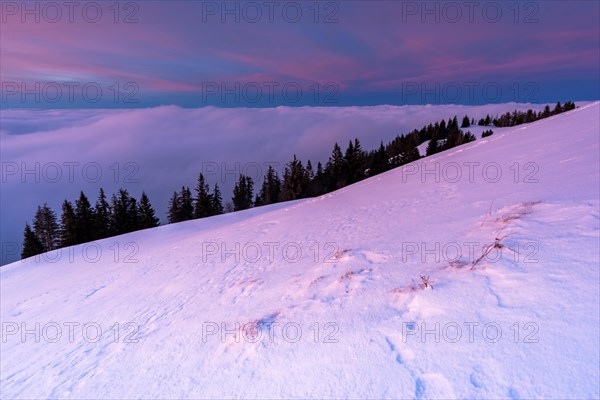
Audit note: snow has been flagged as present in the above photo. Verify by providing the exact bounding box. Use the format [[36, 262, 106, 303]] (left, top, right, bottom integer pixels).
[[1, 102, 599, 399]]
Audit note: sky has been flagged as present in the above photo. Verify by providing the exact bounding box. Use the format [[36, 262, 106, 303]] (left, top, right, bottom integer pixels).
[[1, 0, 599, 108]]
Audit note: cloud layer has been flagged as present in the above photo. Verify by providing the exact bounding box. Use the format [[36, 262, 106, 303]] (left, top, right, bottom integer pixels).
[[0, 102, 568, 265]]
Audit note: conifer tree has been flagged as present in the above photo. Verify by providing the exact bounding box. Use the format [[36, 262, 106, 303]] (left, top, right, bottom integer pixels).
[[542, 105, 551, 118], [21, 223, 44, 259], [94, 188, 111, 240], [344, 138, 365, 184], [426, 136, 439, 156], [282, 155, 306, 201], [552, 101, 562, 115], [110, 189, 136, 234], [194, 173, 213, 219], [370, 142, 389, 176], [211, 184, 224, 215], [59, 200, 78, 247], [33, 203, 59, 252], [168, 191, 180, 223], [258, 165, 281, 206], [311, 162, 326, 196], [126, 196, 139, 232], [461, 115, 470, 128], [178, 186, 194, 222], [138, 192, 160, 229], [325, 142, 345, 191], [75, 191, 94, 244], [232, 175, 254, 211]]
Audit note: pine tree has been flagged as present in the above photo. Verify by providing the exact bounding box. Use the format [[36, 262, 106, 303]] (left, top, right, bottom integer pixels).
[[21, 223, 44, 259], [232, 175, 254, 211], [344, 138, 366, 185], [439, 119, 448, 137], [282, 155, 306, 201], [325, 142, 344, 191], [463, 131, 476, 143], [127, 196, 139, 232], [311, 162, 326, 196], [75, 191, 94, 244], [138, 192, 160, 229], [33, 203, 59, 252], [397, 134, 420, 165], [59, 200, 78, 247], [167, 191, 180, 223], [194, 173, 213, 218], [542, 105, 551, 118], [110, 189, 135, 234], [210, 184, 224, 215], [369, 141, 389, 176], [178, 186, 194, 221], [426, 136, 439, 156], [552, 101, 562, 115], [305, 160, 316, 196], [444, 126, 461, 149], [94, 188, 111, 240], [258, 165, 281, 206], [461, 115, 470, 128]]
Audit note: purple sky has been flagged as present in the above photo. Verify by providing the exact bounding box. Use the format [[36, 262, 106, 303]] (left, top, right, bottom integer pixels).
[[1, 1, 599, 107]]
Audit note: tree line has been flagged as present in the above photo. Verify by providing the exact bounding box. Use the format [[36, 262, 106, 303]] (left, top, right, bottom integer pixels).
[[21, 101, 576, 259], [21, 189, 159, 259], [476, 101, 575, 128]]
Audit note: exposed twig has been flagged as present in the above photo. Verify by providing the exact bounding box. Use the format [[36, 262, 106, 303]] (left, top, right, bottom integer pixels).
[[420, 274, 433, 289]]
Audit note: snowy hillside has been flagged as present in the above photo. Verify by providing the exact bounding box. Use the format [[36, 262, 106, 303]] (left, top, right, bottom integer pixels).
[[1, 103, 599, 399]]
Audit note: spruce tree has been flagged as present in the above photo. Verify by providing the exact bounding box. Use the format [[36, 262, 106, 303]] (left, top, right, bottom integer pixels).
[[552, 101, 562, 115], [194, 173, 213, 219], [75, 191, 94, 244], [168, 191, 180, 223], [370, 142, 389, 176], [210, 184, 224, 215], [258, 165, 281, 206], [138, 192, 160, 229], [126, 196, 139, 232], [232, 175, 254, 211], [397, 134, 420, 165], [344, 138, 365, 185], [94, 188, 111, 239], [110, 189, 134, 235], [426, 136, 439, 156], [178, 186, 194, 221], [59, 200, 78, 247], [282, 155, 306, 201], [305, 160, 315, 196], [33, 203, 59, 252], [311, 162, 326, 196], [21, 223, 44, 259], [325, 142, 344, 191], [461, 115, 470, 128]]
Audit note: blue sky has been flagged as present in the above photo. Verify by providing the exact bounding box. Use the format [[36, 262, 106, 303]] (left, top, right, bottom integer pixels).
[[1, 1, 599, 108]]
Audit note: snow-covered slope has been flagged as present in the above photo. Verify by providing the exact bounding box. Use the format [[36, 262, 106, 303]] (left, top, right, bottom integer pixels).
[[2, 103, 599, 399], [417, 124, 521, 156]]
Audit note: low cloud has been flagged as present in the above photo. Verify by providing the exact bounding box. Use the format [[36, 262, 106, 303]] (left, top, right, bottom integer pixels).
[[1, 102, 560, 265]]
